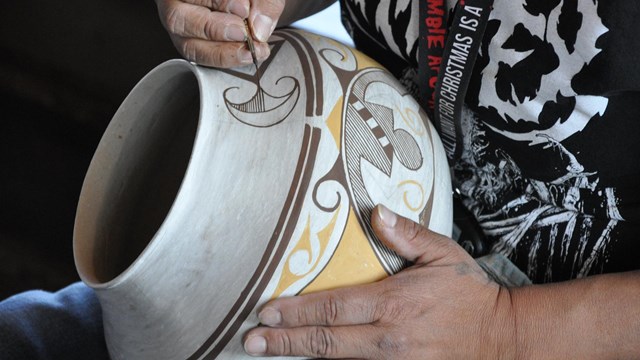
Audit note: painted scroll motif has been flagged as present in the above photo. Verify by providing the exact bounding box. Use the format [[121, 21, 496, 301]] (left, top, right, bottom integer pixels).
[[191, 29, 439, 359]]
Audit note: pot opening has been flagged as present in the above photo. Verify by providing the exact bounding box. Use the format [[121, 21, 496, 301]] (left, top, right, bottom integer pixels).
[[75, 63, 200, 285]]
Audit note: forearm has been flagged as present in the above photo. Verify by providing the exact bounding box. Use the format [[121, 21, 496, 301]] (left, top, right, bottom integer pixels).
[[278, 0, 337, 26], [510, 271, 640, 359]]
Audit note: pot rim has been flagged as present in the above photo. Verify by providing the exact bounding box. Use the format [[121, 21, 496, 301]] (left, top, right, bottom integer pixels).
[[73, 59, 205, 289]]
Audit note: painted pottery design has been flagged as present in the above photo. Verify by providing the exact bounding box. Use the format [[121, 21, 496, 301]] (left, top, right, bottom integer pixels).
[[73, 29, 452, 360]]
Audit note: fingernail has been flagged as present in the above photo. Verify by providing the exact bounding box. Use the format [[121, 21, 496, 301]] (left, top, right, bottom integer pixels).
[[378, 205, 397, 228], [238, 49, 253, 64], [253, 14, 275, 42], [255, 44, 271, 61], [258, 307, 281, 326], [244, 335, 267, 356], [225, 24, 246, 42], [229, 2, 249, 18]]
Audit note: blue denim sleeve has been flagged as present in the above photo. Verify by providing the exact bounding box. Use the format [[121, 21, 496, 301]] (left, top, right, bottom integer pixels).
[[0, 282, 110, 360]]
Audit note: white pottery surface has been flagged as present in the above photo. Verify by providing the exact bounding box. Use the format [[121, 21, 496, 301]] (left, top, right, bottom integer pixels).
[[73, 29, 452, 360]]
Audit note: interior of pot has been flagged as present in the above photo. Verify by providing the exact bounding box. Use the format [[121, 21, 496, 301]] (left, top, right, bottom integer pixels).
[[74, 62, 200, 286]]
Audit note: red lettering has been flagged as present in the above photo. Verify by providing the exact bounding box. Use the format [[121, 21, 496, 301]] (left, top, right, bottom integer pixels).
[[423, 0, 447, 113], [427, 0, 444, 16], [427, 35, 445, 48], [426, 16, 442, 29], [429, 75, 439, 89], [428, 55, 442, 67]]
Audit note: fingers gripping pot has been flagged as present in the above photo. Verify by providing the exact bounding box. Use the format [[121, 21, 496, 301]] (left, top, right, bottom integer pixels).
[[73, 29, 452, 360]]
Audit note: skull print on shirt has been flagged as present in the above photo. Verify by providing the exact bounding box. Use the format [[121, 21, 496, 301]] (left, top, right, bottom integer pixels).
[[456, 0, 639, 282]]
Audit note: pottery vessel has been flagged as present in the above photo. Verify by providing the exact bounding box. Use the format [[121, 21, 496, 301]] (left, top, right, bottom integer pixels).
[[73, 29, 452, 360]]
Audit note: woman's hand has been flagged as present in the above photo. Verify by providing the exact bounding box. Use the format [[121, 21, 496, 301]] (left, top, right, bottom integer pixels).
[[243, 205, 516, 359], [154, 0, 283, 68]]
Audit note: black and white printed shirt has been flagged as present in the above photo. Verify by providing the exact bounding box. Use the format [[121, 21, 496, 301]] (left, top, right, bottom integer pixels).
[[340, 0, 640, 283]]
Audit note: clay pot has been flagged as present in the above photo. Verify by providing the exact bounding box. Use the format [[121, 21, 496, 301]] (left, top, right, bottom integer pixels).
[[73, 29, 452, 360]]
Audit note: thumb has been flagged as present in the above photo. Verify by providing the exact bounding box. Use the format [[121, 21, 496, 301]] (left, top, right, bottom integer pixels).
[[371, 204, 465, 266], [249, 0, 285, 42]]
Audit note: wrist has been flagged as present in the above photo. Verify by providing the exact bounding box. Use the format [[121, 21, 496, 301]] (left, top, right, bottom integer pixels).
[[508, 281, 594, 360], [509, 285, 542, 360], [487, 286, 518, 360], [489, 272, 640, 359]]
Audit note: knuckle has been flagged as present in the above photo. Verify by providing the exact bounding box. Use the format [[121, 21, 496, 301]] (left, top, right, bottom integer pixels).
[[402, 219, 425, 247], [180, 40, 198, 62], [294, 304, 308, 325], [294, 294, 342, 326], [306, 327, 337, 358], [209, 49, 227, 67], [164, 6, 184, 34], [272, 331, 293, 355], [432, 234, 461, 260], [202, 17, 222, 40], [372, 294, 405, 321], [443, 238, 461, 257], [319, 294, 340, 326]]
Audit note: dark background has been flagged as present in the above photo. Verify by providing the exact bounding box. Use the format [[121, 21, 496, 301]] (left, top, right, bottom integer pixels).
[[0, 0, 179, 299]]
